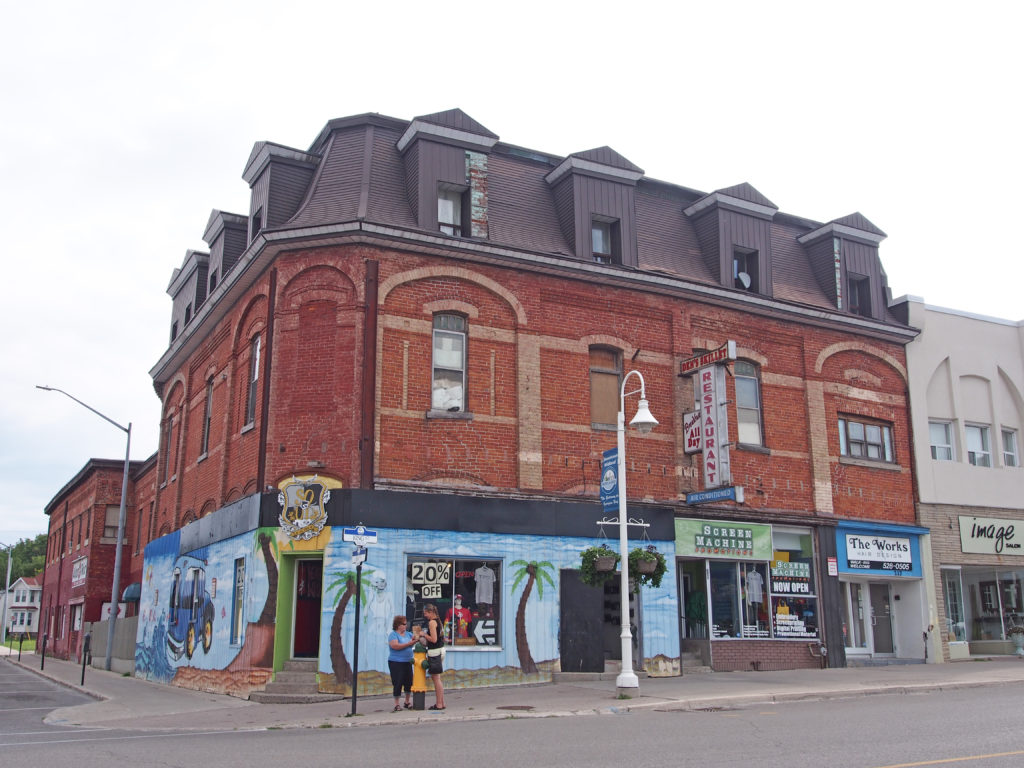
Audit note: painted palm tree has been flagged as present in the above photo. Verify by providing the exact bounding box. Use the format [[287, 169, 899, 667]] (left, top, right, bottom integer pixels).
[[324, 568, 369, 685], [510, 559, 555, 674]]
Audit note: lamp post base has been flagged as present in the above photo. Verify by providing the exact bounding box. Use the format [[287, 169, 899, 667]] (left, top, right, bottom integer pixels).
[[615, 670, 640, 696]]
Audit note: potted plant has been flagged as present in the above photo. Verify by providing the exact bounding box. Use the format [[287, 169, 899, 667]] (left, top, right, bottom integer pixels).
[[579, 545, 620, 587], [628, 545, 667, 589], [1007, 624, 1024, 656]]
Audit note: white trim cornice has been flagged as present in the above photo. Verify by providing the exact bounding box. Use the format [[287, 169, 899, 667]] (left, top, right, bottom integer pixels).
[[798, 221, 886, 246], [683, 192, 777, 220], [396, 120, 499, 154], [544, 156, 644, 186]]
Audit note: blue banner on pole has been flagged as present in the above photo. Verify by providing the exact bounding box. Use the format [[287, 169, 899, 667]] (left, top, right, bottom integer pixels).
[[600, 448, 619, 514]]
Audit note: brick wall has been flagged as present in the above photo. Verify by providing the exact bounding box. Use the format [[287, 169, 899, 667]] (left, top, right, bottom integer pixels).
[[711, 639, 824, 671]]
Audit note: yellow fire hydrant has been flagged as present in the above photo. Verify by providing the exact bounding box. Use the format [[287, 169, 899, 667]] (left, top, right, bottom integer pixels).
[[411, 641, 428, 710]]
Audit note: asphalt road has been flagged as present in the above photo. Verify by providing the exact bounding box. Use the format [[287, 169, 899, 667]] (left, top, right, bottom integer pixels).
[[2, 675, 1022, 767]]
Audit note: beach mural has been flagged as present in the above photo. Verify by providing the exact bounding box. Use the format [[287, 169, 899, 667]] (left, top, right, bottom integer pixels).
[[134, 527, 277, 696], [316, 527, 679, 695], [134, 517, 679, 698]]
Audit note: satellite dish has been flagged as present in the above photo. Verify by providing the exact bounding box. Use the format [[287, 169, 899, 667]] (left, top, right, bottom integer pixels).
[[736, 271, 752, 290]]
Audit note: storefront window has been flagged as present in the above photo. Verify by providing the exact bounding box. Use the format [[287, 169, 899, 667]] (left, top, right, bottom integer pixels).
[[959, 567, 1024, 640], [406, 556, 501, 647], [942, 568, 966, 642], [770, 528, 818, 639]]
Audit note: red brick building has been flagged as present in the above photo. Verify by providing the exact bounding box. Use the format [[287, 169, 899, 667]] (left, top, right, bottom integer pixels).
[[44, 109, 924, 687]]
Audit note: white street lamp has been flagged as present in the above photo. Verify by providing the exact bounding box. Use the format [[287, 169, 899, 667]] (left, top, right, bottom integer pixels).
[[616, 370, 658, 693], [37, 385, 131, 672]]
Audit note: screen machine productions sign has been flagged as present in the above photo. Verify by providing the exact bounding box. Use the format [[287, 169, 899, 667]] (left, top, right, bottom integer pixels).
[[844, 534, 913, 571], [675, 518, 773, 560]]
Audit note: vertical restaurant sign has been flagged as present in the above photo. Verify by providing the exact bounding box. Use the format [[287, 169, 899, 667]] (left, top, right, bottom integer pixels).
[[681, 342, 736, 490], [675, 518, 772, 560], [695, 365, 731, 488], [844, 534, 912, 571], [959, 516, 1022, 555]]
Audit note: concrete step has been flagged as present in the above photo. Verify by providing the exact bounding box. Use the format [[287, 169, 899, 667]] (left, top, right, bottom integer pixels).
[[282, 659, 317, 672], [272, 670, 317, 684], [260, 681, 321, 695]]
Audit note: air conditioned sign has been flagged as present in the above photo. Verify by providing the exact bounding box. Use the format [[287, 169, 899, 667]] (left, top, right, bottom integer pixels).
[[844, 534, 913, 571]]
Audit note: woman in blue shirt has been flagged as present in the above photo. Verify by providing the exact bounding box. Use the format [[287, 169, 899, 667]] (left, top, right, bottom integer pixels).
[[388, 615, 417, 711]]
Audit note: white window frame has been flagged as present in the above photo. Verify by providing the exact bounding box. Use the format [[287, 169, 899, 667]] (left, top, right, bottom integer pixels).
[[200, 376, 214, 457], [966, 424, 991, 467], [734, 360, 763, 446], [432, 314, 466, 413], [438, 186, 464, 237], [1003, 428, 1019, 468], [838, 417, 894, 463], [245, 335, 260, 426], [589, 345, 622, 429], [929, 420, 954, 461]]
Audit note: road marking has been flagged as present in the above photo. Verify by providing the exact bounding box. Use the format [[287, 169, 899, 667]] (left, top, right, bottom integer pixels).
[[3, 728, 108, 736], [874, 750, 1024, 767], [2, 728, 268, 747]]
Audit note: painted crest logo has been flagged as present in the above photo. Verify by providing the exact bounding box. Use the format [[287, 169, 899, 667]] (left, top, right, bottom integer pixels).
[[277, 475, 333, 540]]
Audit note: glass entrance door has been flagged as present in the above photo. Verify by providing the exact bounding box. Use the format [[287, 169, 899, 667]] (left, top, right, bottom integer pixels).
[[869, 583, 894, 654]]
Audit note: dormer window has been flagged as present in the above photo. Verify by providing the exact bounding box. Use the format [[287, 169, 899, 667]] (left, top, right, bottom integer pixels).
[[848, 274, 871, 317], [250, 208, 263, 243], [209, 269, 218, 294], [184, 303, 193, 325], [170, 321, 179, 343], [438, 185, 465, 237], [591, 216, 620, 264], [733, 248, 759, 292]]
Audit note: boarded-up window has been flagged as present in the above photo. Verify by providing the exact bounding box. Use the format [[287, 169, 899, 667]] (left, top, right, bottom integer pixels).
[[590, 346, 621, 428]]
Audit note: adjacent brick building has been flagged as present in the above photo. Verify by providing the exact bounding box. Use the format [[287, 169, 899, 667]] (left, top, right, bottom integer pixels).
[[43, 109, 928, 692]]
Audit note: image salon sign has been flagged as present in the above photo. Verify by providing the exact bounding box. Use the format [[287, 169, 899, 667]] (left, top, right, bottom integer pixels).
[[959, 516, 1023, 555]]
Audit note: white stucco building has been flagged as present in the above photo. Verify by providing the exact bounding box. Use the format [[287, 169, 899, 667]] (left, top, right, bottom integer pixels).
[[894, 297, 1024, 661]]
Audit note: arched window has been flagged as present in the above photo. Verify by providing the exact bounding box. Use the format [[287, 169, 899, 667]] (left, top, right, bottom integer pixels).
[[589, 346, 622, 429], [245, 335, 260, 426], [200, 377, 214, 456], [735, 360, 763, 446]]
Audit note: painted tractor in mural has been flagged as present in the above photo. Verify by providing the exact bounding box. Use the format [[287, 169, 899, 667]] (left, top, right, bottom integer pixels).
[[166, 557, 215, 660]]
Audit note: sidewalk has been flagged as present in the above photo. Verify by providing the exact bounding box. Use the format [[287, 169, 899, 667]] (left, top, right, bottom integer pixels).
[[4, 645, 1024, 731]]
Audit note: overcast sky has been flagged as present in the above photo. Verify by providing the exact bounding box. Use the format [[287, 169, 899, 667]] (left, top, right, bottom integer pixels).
[[2, 1, 1020, 547]]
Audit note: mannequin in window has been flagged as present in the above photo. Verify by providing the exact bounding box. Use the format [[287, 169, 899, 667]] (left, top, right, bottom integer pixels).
[[445, 594, 472, 639]]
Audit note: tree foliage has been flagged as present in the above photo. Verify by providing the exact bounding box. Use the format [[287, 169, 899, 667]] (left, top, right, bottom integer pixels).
[[1, 534, 46, 583]]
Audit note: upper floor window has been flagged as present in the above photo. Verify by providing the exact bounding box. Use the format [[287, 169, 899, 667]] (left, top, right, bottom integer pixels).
[[929, 421, 954, 461], [250, 208, 263, 242], [589, 346, 622, 429], [733, 248, 759, 292], [591, 217, 620, 264], [966, 424, 991, 467], [438, 186, 464, 237], [432, 314, 466, 412], [102, 505, 121, 541], [838, 416, 894, 463], [201, 377, 214, 455], [170, 321, 179, 343], [184, 303, 193, 325], [162, 415, 175, 482], [734, 360, 763, 446], [209, 269, 218, 294], [848, 274, 871, 317], [1001, 428, 1018, 468], [245, 335, 260, 426]]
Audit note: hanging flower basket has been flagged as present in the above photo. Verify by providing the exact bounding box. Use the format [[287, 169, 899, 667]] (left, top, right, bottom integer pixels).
[[579, 545, 620, 587], [628, 545, 667, 590]]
